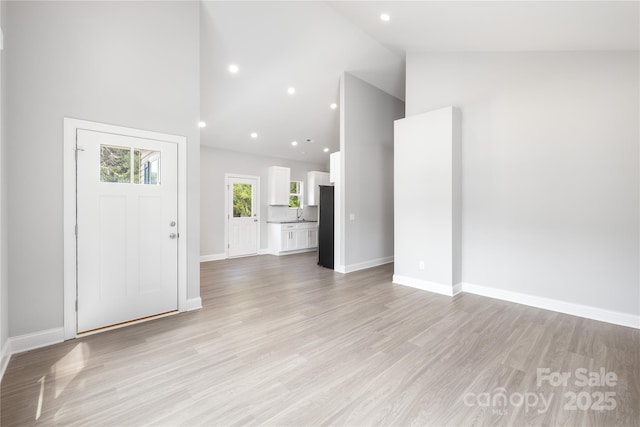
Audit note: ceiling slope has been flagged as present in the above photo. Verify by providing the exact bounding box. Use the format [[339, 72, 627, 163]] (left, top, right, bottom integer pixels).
[[200, 1, 405, 164], [328, 1, 640, 54]]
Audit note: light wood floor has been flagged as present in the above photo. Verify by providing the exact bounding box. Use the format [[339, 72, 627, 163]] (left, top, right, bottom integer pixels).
[[2, 253, 639, 426]]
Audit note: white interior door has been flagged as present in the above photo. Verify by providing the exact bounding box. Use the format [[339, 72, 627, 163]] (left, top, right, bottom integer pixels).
[[227, 176, 259, 257], [76, 129, 178, 333]]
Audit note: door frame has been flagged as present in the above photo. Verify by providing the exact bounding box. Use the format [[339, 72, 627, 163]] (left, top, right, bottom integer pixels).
[[63, 118, 188, 340], [224, 173, 260, 258]]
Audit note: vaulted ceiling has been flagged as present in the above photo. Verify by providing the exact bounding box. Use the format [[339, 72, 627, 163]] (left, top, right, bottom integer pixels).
[[199, 1, 639, 164]]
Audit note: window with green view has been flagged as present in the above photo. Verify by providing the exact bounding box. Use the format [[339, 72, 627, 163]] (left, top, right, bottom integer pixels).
[[289, 181, 302, 208]]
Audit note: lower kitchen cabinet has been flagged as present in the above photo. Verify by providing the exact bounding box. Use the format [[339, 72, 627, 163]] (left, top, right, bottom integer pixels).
[[268, 222, 318, 255]]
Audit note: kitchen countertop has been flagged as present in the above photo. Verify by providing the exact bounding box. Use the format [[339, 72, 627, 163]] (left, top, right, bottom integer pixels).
[[267, 220, 318, 224]]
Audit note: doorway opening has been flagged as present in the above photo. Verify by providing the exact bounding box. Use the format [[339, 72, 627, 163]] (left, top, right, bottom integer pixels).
[[225, 174, 260, 258], [63, 118, 188, 340]]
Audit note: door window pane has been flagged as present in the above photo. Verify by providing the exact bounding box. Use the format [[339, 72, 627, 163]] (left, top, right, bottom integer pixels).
[[100, 145, 131, 183], [233, 183, 252, 217], [135, 150, 161, 185]]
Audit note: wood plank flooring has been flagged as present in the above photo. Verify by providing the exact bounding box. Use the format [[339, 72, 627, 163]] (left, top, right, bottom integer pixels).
[[2, 253, 639, 426]]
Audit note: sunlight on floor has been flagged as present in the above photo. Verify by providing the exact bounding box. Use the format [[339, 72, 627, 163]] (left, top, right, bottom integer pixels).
[[35, 376, 45, 420], [53, 342, 90, 399]]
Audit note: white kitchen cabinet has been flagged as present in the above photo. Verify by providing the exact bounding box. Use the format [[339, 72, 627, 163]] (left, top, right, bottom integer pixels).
[[306, 171, 330, 206], [268, 222, 318, 255], [307, 228, 318, 247], [268, 166, 291, 205], [282, 228, 298, 251], [296, 227, 309, 249]]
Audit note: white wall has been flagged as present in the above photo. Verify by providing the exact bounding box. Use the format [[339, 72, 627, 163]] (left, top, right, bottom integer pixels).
[[201, 146, 325, 257], [394, 107, 461, 295], [340, 73, 404, 271], [0, 0, 8, 371], [406, 52, 639, 316], [4, 1, 201, 337]]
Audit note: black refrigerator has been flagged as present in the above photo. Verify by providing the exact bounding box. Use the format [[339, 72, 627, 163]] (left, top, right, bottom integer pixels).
[[317, 185, 334, 269]]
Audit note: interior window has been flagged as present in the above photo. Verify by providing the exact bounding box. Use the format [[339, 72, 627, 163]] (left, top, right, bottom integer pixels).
[[290, 181, 302, 208], [100, 146, 160, 185]]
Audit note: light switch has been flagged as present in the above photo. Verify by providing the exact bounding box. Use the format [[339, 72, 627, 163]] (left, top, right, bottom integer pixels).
[[349, 213, 355, 221]]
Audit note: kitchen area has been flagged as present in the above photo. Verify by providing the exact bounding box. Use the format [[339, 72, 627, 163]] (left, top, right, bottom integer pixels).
[[266, 163, 336, 269]]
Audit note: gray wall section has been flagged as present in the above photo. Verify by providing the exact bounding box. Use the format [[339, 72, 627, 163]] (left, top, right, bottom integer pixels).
[[406, 51, 640, 315], [342, 73, 405, 267], [5, 1, 201, 337], [201, 146, 325, 256], [0, 0, 7, 353]]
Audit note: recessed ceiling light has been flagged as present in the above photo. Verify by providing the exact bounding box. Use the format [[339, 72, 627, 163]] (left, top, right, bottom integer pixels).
[[291, 141, 298, 146], [287, 87, 296, 95], [323, 148, 329, 153], [250, 132, 258, 139], [198, 121, 207, 128], [380, 13, 390, 22], [229, 64, 239, 74], [330, 103, 337, 110]]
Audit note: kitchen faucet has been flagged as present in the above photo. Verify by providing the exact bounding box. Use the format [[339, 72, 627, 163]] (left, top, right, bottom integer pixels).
[[296, 207, 303, 220]]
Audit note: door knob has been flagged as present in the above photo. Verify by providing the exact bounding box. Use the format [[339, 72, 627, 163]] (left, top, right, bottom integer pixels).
[[169, 233, 177, 239]]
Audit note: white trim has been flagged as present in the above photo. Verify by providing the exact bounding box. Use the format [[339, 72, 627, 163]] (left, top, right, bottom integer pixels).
[[200, 251, 273, 262], [63, 118, 189, 340], [186, 297, 202, 311], [334, 265, 346, 274], [393, 275, 461, 297], [9, 328, 64, 355], [269, 248, 316, 256], [344, 256, 394, 274], [224, 173, 261, 259], [461, 282, 640, 329], [77, 311, 179, 338], [200, 253, 226, 262], [0, 339, 11, 382]]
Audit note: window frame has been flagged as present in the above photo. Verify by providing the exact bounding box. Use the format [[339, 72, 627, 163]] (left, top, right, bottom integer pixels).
[[289, 180, 303, 208]]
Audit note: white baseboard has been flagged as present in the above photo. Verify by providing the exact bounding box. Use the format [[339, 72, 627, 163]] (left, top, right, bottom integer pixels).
[[271, 248, 316, 256], [334, 265, 346, 274], [461, 282, 639, 329], [200, 253, 226, 262], [393, 275, 461, 297], [1, 338, 11, 382], [9, 327, 65, 355], [202, 250, 274, 261], [186, 297, 202, 311], [345, 256, 394, 273]]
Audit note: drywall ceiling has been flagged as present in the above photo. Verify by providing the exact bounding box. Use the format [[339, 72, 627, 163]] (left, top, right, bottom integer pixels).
[[200, 1, 404, 164], [200, 1, 639, 164], [328, 1, 639, 54]]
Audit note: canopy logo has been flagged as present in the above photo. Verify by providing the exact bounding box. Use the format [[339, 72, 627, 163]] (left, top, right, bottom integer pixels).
[[461, 368, 618, 416], [462, 388, 553, 416]]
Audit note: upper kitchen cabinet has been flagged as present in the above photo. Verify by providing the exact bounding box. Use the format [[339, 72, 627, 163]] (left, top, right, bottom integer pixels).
[[268, 166, 291, 205], [306, 171, 330, 206]]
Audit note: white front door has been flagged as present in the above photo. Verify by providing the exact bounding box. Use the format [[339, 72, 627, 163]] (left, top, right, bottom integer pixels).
[[227, 176, 259, 257], [76, 129, 178, 334]]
